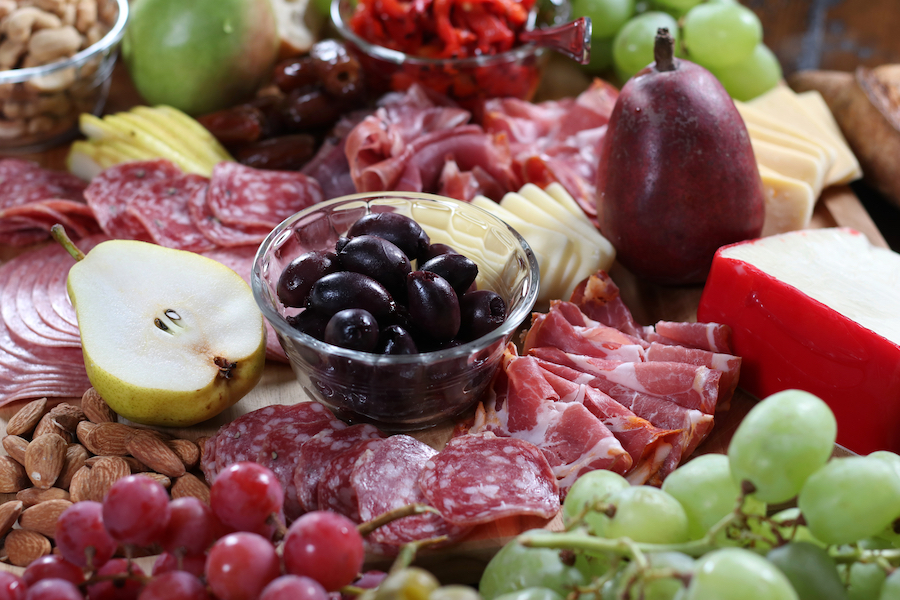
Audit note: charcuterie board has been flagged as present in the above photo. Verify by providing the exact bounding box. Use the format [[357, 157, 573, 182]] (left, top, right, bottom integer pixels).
[[0, 62, 891, 582]]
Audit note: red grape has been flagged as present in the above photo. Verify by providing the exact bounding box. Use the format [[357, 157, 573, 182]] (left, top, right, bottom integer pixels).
[[210, 462, 284, 537], [151, 553, 207, 579], [282, 511, 364, 591], [205, 532, 281, 600], [55, 501, 118, 569], [85, 559, 145, 600], [259, 575, 329, 600], [0, 571, 27, 600], [24, 579, 82, 600], [102, 475, 171, 546], [159, 497, 222, 556], [137, 572, 209, 600], [22, 555, 84, 587]]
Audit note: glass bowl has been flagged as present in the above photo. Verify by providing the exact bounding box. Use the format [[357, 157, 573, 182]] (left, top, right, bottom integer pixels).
[[252, 192, 540, 431], [331, 0, 570, 110], [0, 0, 128, 153]]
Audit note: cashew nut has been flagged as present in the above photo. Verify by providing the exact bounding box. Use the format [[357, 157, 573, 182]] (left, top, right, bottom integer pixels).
[[74, 0, 94, 33], [26, 24, 80, 63], [26, 113, 54, 134], [0, 37, 24, 69], [2, 6, 62, 43], [29, 0, 67, 19], [0, 0, 18, 20], [22, 64, 75, 92]]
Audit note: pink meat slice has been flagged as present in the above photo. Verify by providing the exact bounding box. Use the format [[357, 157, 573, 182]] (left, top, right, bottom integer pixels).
[[31, 251, 80, 338], [0, 159, 87, 209], [14, 251, 80, 345], [352, 434, 468, 549], [293, 424, 385, 515], [187, 185, 272, 248], [317, 438, 384, 523], [569, 271, 647, 340], [649, 321, 735, 355], [523, 309, 646, 363], [126, 172, 216, 253], [206, 162, 323, 229], [645, 342, 741, 411], [418, 431, 560, 527]]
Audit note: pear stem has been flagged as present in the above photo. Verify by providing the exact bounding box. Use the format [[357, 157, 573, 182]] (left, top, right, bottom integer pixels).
[[50, 223, 85, 261], [654, 28, 676, 72]]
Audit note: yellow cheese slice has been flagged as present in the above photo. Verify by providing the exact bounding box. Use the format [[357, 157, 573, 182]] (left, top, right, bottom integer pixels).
[[751, 137, 826, 198], [795, 90, 858, 153], [544, 182, 587, 218], [747, 87, 861, 186], [745, 122, 833, 174], [758, 164, 816, 237]]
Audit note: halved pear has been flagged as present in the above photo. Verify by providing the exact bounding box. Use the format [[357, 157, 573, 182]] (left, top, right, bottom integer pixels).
[[63, 237, 266, 427]]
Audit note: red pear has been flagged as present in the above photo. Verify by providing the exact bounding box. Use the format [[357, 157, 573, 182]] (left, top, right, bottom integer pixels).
[[596, 29, 765, 285]]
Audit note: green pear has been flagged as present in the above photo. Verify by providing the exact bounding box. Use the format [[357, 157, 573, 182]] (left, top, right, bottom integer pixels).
[[53, 227, 266, 427]]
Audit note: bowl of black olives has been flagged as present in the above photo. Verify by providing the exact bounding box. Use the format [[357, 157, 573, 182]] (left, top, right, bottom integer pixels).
[[252, 192, 540, 431]]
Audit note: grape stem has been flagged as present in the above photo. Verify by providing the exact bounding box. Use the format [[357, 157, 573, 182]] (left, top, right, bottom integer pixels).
[[653, 28, 676, 72], [357, 503, 442, 537]]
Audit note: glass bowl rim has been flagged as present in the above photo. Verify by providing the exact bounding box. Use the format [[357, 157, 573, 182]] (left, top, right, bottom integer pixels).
[[330, 0, 568, 67], [0, 0, 129, 85], [252, 191, 540, 367]]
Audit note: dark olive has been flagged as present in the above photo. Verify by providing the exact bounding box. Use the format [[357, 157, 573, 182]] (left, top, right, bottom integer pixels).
[[338, 235, 411, 299], [324, 309, 379, 352], [419, 252, 478, 296], [458, 290, 507, 341], [286, 309, 331, 341], [377, 324, 418, 355], [406, 271, 460, 342], [346, 212, 430, 262], [307, 271, 397, 321], [277, 250, 339, 308]]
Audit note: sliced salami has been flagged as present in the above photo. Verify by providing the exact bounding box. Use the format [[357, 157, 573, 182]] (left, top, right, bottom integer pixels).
[[188, 185, 273, 248], [317, 438, 384, 523], [126, 173, 216, 253], [293, 424, 385, 514], [418, 432, 560, 527], [0, 159, 87, 209], [353, 435, 468, 549], [207, 162, 324, 229]]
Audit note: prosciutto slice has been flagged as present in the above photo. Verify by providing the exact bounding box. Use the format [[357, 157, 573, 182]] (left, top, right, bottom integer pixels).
[[523, 306, 646, 363], [645, 342, 741, 411]]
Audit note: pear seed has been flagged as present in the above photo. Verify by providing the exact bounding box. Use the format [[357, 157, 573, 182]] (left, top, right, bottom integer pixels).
[[154, 318, 169, 331], [165, 309, 181, 320]]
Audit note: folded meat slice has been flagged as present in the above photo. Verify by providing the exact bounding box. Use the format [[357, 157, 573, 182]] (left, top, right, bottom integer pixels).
[[645, 342, 741, 411], [647, 321, 735, 354], [472, 347, 631, 492], [569, 271, 646, 339], [523, 307, 646, 362]]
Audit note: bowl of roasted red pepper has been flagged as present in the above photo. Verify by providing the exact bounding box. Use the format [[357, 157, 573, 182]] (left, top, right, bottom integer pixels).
[[331, 0, 572, 109]]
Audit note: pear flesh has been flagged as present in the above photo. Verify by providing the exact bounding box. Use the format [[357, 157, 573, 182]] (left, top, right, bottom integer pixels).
[[67, 240, 266, 427]]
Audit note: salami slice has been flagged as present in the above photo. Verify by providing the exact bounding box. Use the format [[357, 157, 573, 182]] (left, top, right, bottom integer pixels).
[[188, 185, 272, 248], [207, 162, 323, 229], [126, 173, 216, 253], [0, 159, 87, 209], [353, 435, 468, 549], [316, 438, 383, 523], [418, 432, 561, 527], [293, 424, 385, 515]]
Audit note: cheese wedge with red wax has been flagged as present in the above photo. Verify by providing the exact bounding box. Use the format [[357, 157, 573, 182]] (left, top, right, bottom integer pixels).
[[697, 228, 900, 455]]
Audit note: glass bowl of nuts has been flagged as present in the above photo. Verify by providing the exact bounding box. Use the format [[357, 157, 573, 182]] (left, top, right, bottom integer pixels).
[[0, 0, 128, 153], [252, 192, 540, 432]]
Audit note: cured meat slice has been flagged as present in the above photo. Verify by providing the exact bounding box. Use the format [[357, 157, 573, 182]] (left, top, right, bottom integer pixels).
[[126, 172, 215, 253], [649, 321, 735, 355], [352, 434, 468, 549], [529, 347, 720, 415], [523, 308, 646, 363], [317, 438, 383, 523], [188, 186, 272, 248], [645, 342, 741, 411], [419, 432, 560, 527], [538, 367, 677, 485], [569, 271, 646, 339], [0, 159, 87, 209], [293, 424, 385, 515], [0, 200, 102, 244], [206, 162, 323, 229]]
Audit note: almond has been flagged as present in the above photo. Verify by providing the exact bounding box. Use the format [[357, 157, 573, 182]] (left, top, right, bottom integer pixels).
[[5, 528, 51, 567], [85, 455, 148, 473], [16, 486, 70, 508], [170, 472, 210, 504], [19, 498, 73, 538], [69, 465, 92, 503], [24, 432, 67, 489], [142, 472, 172, 489], [2, 435, 28, 465], [125, 432, 185, 478], [46, 403, 86, 432], [33, 412, 71, 443], [86, 422, 134, 456], [0, 455, 28, 493], [76, 420, 98, 448], [89, 456, 130, 501], [57, 444, 89, 490], [167, 439, 200, 470], [81, 387, 118, 424], [0, 500, 23, 538], [6, 398, 48, 436]]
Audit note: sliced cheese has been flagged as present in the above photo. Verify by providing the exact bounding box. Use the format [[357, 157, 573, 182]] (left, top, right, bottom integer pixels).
[[751, 137, 827, 197], [736, 101, 838, 174], [745, 122, 833, 174], [747, 87, 861, 186], [543, 182, 586, 218], [796, 90, 858, 153], [758, 164, 815, 237]]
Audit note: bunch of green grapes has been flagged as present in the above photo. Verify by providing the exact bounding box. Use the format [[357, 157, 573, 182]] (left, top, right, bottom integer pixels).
[[478, 389, 900, 600], [571, 0, 782, 100]]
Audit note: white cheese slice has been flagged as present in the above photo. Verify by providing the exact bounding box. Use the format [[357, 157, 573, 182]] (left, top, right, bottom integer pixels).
[[736, 101, 838, 170], [719, 228, 900, 345], [758, 164, 816, 237], [796, 90, 851, 143], [751, 137, 827, 197], [543, 182, 588, 218], [746, 122, 834, 175], [747, 87, 861, 186]]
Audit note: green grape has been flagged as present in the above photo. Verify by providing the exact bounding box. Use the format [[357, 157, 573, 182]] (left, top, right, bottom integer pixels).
[[613, 552, 694, 600], [797, 456, 900, 545], [869, 451, 900, 480], [572, 0, 636, 39], [682, 2, 762, 69], [612, 11, 679, 82], [605, 486, 690, 544], [662, 454, 750, 540], [766, 542, 849, 600], [843, 562, 887, 600], [479, 530, 593, 600], [430, 586, 482, 600], [583, 36, 615, 73], [727, 389, 836, 504], [492, 588, 562, 600], [651, 0, 702, 19], [880, 570, 900, 600], [684, 548, 799, 600], [562, 470, 630, 535], [710, 43, 782, 101], [376, 568, 440, 600]]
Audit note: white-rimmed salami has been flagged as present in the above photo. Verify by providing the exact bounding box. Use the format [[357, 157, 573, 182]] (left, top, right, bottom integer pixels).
[[126, 172, 216, 253], [418, 431, 561, 527], [187, 185, 272, 248], [83, 160, 173, 242], [0, 159, 86, 209], [317, 437, 384, 523]]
